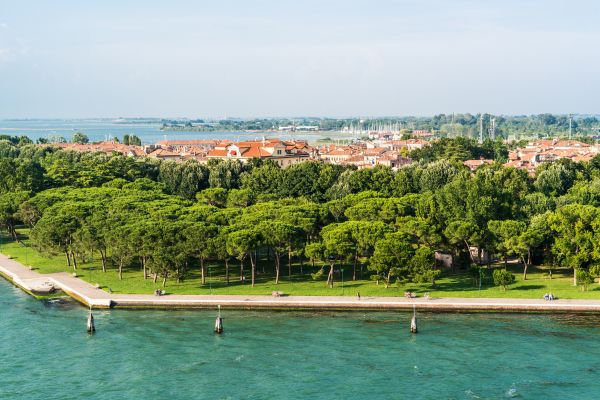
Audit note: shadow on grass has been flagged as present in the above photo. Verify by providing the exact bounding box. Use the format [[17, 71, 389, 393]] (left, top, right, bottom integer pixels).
[[416, 276, 477, 292], [512, 285, 545, 290]]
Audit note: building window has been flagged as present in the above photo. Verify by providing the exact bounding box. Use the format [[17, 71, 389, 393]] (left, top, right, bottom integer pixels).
[[277, 150, 282, 155]]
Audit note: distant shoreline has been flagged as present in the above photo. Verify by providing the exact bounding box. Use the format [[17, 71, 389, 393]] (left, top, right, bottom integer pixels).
[[3, 253, 600, 313]]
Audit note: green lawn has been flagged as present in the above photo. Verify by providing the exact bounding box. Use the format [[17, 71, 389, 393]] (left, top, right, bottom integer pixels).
[[2, 230, 600, 299]]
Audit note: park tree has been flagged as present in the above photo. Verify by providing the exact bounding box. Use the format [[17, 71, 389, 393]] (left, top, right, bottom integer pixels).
[[419, 159, 462, 192], [444, 220, 481, 265], [30, 201, 92, 269], [534, 161, 580, 197], [327, 168, 372, 199], [548, 204, 599, 286], [208, 159, 245, 190], [0, 191, 30, 241], [76, 206, 111, 273], [226, 228, 260, 286], [258, 221, 298, 284], [517, 213, 551, 280], [488, 220, 526, 269], [128, 220, 161, 279], [369, 233, 415, 288], [319, 223, 355, 287], [348, 220, 392, 280], [178, 160, 210, 199], [184, 222, 218, 284], [108, 224, 135, 280], [146, 222, 190, 287], [409, 246, 440, 286], [395, 216, 442, 248], [227, 189, 255, 208], [197, 188, 228, 207], [212, 230, 232, 284], [159, 160, 209, 199], [240, 163, 283, 199]]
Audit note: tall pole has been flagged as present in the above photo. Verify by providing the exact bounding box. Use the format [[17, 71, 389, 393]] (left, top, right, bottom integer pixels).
[[569, 114, 573, 139], [478, 114, 484, 144]]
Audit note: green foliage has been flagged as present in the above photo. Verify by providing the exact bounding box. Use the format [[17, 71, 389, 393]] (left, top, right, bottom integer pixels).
[[534, 159, 581, 197], [197, 188, 228, 207], [72, 132, 89, 144], [589, 264, 600, 278], [369, 232, 415, 287], [576, 269, 594, 291], [122, 134, 142, 146], [310, 267, 325, 281], [493, 269, 516, 290], [409, 247, 440, 285], [227, 189, 255, 208], [7, 133, 600, 292]]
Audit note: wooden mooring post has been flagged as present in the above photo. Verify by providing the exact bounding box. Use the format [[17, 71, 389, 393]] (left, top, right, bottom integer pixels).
[[214, 305, 223, 334], [410, 305, 418, 334], [87, 310, 95, 334]]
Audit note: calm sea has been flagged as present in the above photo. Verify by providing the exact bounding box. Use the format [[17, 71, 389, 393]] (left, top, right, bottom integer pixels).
[[0, 279, 599, 399], [0, 119, 348, 145]]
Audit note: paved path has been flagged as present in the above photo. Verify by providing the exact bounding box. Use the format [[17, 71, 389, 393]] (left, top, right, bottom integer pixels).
[[3, 253, 600, 312]]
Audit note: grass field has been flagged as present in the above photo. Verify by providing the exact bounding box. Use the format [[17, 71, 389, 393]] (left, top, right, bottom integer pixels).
[[2, 230, 600, 299]]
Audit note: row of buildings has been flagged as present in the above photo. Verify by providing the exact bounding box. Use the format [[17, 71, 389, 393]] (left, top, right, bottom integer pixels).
[[48, 137, 599, 173], [504, 139, 599, 172], [463, 139, 599, 174], [48, 137, 430, 169]]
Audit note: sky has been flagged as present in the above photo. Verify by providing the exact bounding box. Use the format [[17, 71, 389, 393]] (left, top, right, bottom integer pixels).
[[0, 0, 598, 118]]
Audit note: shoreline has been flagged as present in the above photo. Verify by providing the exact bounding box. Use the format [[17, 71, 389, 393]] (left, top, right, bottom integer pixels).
[[2, 253, 600, 313]]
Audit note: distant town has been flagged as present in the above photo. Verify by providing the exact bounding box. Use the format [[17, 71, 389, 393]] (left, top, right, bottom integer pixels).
[[45, 131, 600, 176]]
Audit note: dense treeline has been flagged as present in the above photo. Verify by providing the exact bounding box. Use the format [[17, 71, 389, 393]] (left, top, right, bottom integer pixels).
[[3, 138, 600, 290], [161, 113, 600, 140]]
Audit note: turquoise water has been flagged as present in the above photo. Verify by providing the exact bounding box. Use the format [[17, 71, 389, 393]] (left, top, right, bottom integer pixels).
[[1, 279, 600, 400]]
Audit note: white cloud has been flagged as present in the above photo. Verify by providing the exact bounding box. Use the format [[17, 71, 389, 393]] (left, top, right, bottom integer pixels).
[[0, 23, 8, 29]]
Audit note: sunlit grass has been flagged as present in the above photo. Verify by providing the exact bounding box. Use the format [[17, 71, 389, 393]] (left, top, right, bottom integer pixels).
[[2, 230, 600, 299]]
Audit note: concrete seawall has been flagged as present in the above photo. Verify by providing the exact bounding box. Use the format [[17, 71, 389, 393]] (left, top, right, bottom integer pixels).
[[3, 253, 600, 312]]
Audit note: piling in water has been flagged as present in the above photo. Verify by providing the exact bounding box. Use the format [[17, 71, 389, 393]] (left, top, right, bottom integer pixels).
[[410, 305, 418, 334], [214, 305, 223, 334], [87, 311, 95, 334]]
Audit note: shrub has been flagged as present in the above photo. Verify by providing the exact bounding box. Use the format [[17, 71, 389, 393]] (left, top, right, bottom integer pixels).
[[493, 269, 515, 290], [577, 269, 594, 291]]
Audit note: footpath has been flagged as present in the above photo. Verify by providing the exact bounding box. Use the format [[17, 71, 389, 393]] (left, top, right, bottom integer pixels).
[[2, 253, 600, 312]]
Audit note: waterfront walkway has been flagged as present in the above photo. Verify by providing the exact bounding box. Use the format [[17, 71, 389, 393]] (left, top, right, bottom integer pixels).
[[2, 253, 600, 312]]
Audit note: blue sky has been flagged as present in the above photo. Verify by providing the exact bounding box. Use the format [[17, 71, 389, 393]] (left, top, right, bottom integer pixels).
[[0, 0, 598, 118]]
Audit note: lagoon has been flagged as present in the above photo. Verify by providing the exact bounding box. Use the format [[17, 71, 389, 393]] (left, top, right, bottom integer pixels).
[[1, 278, 599, 399], [0, 119, 349, 145]]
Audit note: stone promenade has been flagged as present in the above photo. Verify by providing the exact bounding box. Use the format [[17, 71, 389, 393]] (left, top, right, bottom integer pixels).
[[2, 253, 600, 312]]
